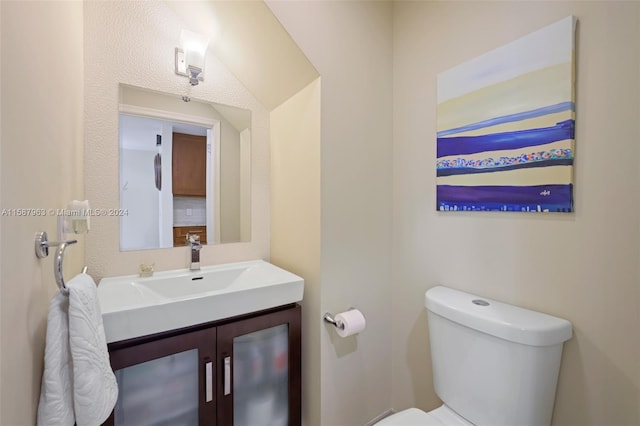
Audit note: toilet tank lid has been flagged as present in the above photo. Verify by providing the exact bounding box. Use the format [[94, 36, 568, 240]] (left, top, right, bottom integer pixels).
[[425, 286, 572, 346]]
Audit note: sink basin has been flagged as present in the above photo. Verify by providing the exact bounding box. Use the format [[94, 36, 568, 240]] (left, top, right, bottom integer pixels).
[[98, 260, 304, 343], [135, 268, 247, 299]]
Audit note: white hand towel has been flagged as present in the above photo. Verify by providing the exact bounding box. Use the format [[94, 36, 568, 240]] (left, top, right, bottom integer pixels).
[[67, 273, 118, 426], [37, 293, 75, 426]]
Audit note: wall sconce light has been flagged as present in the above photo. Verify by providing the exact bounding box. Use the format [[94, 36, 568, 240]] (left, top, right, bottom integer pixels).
[[175, 29, 210, 86]]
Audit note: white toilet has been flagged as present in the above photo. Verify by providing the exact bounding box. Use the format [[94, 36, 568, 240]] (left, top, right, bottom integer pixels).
[[378, 286, 572, 426]]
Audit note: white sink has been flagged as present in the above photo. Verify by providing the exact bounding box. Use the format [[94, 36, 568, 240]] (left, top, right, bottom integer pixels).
[[98, 260, 304, 343]]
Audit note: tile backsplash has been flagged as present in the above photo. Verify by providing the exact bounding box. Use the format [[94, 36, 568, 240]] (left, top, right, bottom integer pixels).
[[173, 196, 206, 226]]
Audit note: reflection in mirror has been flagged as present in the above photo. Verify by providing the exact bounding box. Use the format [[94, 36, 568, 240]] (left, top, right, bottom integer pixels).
[[119, 84, 251, 251]]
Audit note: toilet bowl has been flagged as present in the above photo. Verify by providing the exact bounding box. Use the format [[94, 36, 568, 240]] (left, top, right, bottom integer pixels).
[[378, 286, 572, 426], [377, 405, 472, 426]]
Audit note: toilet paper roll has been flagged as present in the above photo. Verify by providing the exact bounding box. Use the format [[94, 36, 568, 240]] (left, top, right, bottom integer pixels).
[[335, 309, 366, 337]]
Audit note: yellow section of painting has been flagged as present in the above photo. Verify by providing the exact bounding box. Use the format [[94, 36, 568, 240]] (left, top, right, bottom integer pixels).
[[437, 62, 572, 133], [436, 165, 573, 186], [438, 139, 573, 163]]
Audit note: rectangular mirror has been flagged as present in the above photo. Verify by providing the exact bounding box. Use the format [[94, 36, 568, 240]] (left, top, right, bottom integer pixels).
[[119, 84, 251, 251]]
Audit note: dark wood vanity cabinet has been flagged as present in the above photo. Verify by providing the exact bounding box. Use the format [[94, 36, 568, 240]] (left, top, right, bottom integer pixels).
[[103, 304, 301, 426]]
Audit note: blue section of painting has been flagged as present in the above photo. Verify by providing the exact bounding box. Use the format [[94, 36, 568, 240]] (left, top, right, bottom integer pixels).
[[437, 120, 574, 158], [436, 184, 573, 208]]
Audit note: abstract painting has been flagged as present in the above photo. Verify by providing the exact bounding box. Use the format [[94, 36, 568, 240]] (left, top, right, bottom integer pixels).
[[436, 16, 576, 212]]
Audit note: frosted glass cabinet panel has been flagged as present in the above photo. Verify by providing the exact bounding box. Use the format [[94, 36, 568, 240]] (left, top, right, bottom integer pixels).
[[105, 327, 216, 426], [114, 349, 198, 425], [217, 306, 301, 425], [233, 324, 289, 426]]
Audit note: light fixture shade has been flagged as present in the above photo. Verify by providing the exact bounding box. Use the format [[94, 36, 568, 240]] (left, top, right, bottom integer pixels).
[[180, 29, 209, 71]]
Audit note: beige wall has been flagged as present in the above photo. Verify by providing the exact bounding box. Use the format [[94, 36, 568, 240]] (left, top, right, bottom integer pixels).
[[0, 1, 84, 424], [84, 1, 270, 280], [270, 78, 322, 425], [267, 2, 394, 424], [392, 2, 640, 425], [0, 2, 3, 417]]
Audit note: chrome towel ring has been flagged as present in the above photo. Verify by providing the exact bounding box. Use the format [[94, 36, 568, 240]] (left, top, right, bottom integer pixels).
[[35, 231, 87, 296]]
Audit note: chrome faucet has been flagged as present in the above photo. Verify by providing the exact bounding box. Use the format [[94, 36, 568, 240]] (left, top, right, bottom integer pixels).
[[186, 233, 202, 271]]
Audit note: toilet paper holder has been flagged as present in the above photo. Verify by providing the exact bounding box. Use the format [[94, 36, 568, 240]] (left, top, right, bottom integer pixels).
[[323, 308, 357, 330], [323, 312, 344, 330]]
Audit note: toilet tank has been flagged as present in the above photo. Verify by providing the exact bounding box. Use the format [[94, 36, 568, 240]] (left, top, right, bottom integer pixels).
[[425, 286, 572, 426]]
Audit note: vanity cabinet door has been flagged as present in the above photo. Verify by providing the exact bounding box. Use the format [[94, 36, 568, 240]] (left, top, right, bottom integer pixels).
[[104, 327, 217, 426], [216, 305, 301, 426]]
